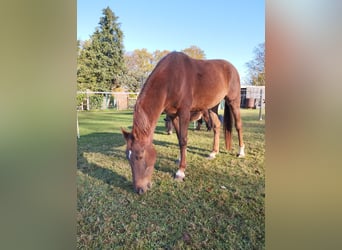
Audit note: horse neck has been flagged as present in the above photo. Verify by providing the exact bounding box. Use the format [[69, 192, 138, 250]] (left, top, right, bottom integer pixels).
[[132, 95, 165, 144]]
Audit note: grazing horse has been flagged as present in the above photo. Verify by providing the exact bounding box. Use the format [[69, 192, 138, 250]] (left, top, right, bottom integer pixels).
[[194, 103, 220, 131], [122, 52, 245, 194], [165, 103, 219, 134], [164, 115, 174, 135]]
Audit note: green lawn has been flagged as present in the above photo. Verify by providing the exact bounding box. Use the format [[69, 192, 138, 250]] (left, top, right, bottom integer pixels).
[[77, 109, 265, 249]]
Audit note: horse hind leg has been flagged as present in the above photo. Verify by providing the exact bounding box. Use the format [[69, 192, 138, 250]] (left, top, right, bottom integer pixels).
[[230, 100, 245, 157], [208, 111, 221, 159]]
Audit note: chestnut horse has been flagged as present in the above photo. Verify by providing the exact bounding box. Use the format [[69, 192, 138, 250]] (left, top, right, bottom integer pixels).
[[122, 52, 245, 194]]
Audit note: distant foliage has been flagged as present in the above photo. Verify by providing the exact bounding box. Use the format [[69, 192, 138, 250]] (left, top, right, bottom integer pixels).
[[77, 93, 86, 107], [124, 49, 171, 92], [181, 45, 206, 59], [152, 49, 170, 66], [89, 95, 103, 109], [245, 43, 265, 86]]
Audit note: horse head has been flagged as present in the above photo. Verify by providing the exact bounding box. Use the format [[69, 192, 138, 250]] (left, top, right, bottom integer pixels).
[[121, 128, 156, 195]]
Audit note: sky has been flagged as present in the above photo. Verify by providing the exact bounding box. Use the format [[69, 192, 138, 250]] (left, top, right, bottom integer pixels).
[[77, 0, 264, 82]]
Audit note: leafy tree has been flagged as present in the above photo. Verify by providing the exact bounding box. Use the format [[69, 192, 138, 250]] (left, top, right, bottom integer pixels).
[[124, 49, 152, 92], [152, 49, 170, 66], [124, 49, 169, 92], [127, 49, 154, 77], [77, 7, 125, 91], [77, 39, 81, 56], [245, 43, 265, 86], [124, 49, 171, 92], [181, 45, 206, 59]]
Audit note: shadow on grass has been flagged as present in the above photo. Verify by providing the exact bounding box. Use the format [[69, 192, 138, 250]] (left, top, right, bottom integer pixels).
[[77, 130, 232, 192], [77, 132, 133, 193], [153, 130, 220, 158], [153, 138, 212, 160], [77, 132, 183, 192]]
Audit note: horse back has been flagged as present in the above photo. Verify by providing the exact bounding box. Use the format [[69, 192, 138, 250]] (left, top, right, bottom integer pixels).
[[145, 52, 240, 113]]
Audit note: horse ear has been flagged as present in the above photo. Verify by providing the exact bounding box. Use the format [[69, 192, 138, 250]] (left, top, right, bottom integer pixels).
[[121, 128, 131, 142]]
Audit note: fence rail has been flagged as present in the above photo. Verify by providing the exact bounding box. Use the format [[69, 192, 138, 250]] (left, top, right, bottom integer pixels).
[[77, 86, 265, 112]]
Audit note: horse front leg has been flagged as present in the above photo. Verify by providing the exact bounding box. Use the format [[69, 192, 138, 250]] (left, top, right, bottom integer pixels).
[[208, 111, 221, 159], [173, 112, 190, 180]]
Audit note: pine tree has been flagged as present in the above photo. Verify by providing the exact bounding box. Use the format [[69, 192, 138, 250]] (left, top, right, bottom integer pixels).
[[77, 7, 125, 91]]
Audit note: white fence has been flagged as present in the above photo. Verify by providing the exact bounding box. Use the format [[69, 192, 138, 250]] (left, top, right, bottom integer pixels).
[[77, 91, 139, 111]]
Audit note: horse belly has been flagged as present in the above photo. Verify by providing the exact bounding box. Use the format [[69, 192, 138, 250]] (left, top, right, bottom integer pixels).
[[191, 74, 227, 109], [191, 91, 225, 110]]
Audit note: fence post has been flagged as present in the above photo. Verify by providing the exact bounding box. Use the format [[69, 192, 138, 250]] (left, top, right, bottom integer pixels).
[[77, 111, 80, 139], [116, 94, 119, 110], [259, 88, 263, 120], [86, 90, 90, 110]]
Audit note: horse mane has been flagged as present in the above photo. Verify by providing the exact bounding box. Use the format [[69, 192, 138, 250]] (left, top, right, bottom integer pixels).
[[131, 53, 176, 141], [132, 104, 151, 140], [137, 52, 172, 100]]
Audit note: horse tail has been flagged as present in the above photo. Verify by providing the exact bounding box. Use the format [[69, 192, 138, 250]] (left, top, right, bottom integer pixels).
[[223, 101, 233, 150]]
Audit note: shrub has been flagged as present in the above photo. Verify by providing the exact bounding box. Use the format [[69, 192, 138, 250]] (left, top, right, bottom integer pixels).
[[89, 95, 103, 109]]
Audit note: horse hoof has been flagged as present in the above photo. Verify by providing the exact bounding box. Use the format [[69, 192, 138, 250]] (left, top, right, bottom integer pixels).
[[208, 152, 217, 159], [175, 170, 185, 181], [237, 153, 245, 158]]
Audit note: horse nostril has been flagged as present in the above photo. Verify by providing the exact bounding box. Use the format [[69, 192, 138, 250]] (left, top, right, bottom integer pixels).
[[137, 188, 144, 195]]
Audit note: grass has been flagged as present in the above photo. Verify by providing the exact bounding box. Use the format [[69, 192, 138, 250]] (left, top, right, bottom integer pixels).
[[77, 109, 265, 249]]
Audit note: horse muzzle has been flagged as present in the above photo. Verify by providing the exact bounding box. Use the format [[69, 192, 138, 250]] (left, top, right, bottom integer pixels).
[[134, 182, 152, 195]]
